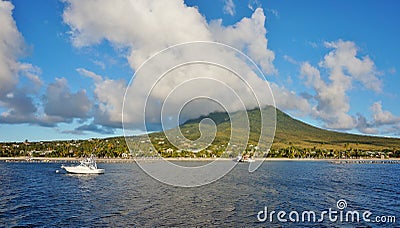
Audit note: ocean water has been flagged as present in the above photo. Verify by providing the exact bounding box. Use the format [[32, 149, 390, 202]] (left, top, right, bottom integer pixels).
[[0, 161, 399, 227]]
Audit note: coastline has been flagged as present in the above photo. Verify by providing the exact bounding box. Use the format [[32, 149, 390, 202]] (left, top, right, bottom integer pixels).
[[1, 156, 399, 163]]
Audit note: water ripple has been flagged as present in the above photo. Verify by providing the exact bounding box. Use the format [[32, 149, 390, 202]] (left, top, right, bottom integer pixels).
[[0, 161, 398, 227]]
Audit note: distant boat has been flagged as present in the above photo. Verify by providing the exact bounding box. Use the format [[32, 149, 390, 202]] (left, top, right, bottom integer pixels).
[[236, 154, 255, 163], [61, 155, 104, 174]]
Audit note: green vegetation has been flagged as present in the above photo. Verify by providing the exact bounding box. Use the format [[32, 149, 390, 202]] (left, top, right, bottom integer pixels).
[[146, 107, 400, 159], [0, 137, 128, 158], [2, 107, 400, 158]]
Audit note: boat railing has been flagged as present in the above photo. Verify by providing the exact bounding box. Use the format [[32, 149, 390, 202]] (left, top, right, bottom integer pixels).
[[80, 155, 98, 169]]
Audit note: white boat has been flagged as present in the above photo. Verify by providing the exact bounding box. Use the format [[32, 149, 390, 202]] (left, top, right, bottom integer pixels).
[[236, 154, 255, 163], [61, 155, 104, 174]]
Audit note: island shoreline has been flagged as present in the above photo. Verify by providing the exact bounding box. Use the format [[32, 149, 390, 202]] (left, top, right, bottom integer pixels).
[[1, 156, 399, 163]]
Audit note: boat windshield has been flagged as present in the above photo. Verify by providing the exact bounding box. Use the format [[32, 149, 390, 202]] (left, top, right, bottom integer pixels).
[[80, 155, 98, 169]]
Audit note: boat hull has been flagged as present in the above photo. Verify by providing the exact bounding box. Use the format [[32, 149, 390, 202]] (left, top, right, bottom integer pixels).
[[235, 156, 255, 163], [61, 165, 105, 174], [238, 159, 255, 163]]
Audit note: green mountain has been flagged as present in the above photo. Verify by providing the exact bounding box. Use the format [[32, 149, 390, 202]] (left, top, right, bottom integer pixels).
[[3, 107, 399, 158], [273, 108, 400, 151], [149, 106, 400, 153]]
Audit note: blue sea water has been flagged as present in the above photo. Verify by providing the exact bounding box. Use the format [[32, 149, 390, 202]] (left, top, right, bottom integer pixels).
[[0, 161, 399, 227]]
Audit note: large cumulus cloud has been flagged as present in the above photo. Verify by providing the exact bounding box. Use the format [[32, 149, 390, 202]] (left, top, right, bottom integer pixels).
[[62, 0, 278, 132], [300, 40, 383, 130], [0, 0, 41, 124]]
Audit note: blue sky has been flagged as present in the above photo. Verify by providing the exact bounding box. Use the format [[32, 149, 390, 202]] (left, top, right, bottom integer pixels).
[[0, 0, 399, 142]]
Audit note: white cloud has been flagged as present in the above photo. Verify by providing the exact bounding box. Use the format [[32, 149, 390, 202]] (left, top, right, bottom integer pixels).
[[3, 0, 281, 133], [92, 59, 106, 70], [0, 0, 23, 96], [266, 8, 279, 18], [77, 68, 126, 128], [76, 68, 102, 81], [270, 83, 311, 116], [300, 40, 382, 130], [43, 77, 92, 119], [0, 0, 277, 136], [284, 40, 396, 135], [63, 1, 275, 75], [63, 0, 212, 70], [247, 0, 261, 11], [301, 61, 356, 129], [283, 54, 298, 65], [322, 40, 382, 92], [223, 0, 236, 16], [64, 1, 277, 131], [371, 101, 400, 125], [74, 124, 115, 135], [0, 90, 37, 124], [381, 123, 400, 136], [356, 114, 378, 135], [0, 0, 42, 124], [19, 63, 43, 92], [63, 0, 276, 74], [355, 102, 400, 135], [122, 51, 275, 131], [210, 8, 276, 75]]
